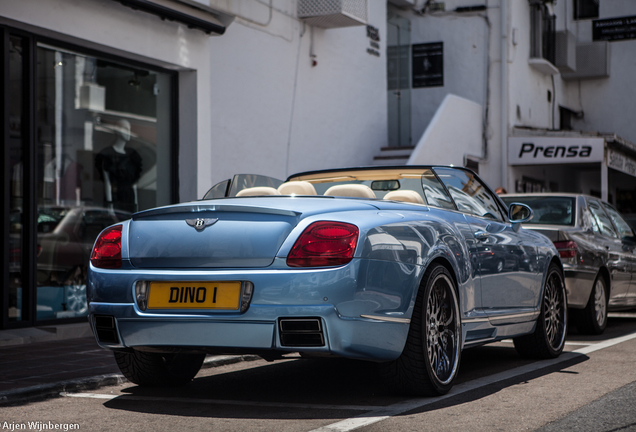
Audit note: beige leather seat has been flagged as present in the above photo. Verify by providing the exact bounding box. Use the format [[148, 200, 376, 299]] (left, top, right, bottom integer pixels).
[[324, 184, 376, 199], [278, 181, 317, 195], [384, 190, 425, 204], [236, 186, 281, 197]]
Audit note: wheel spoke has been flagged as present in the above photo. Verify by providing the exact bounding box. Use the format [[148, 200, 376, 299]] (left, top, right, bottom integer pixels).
[[594, 280, 606, 326], [426, 277, 458, 382], [543, 273, 564, 348]]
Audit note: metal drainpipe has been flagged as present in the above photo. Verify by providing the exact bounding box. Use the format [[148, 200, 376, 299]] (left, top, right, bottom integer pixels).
[[500, 0, 508, 191]]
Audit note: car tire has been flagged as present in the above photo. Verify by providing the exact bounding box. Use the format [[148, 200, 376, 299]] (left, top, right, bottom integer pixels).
[[495, 259, 504, 273], [381, 264, 461, 396], [114, 350, 206, 386], [514, 263, 567, 359], [577, 274, 608, 335]]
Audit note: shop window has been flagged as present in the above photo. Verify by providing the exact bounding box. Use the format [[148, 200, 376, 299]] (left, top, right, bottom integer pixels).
[[3, 35, 176, 326], [530, 2, 556, 65], [32, 45, 174, 321], [574, 0, 599, 20]]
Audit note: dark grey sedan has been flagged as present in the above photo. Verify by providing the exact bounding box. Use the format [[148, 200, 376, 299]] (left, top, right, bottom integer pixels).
[[501, 194, 636, 335]]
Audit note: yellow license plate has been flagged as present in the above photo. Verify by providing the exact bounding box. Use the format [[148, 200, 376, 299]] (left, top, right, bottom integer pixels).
[[147, 281, 241, 310]]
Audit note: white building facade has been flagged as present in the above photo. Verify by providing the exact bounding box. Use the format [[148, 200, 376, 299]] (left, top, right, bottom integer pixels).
[[389, 0, 636, 211]]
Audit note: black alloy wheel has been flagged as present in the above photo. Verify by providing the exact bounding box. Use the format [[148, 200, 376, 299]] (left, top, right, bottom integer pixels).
[[514, 263, 567, 359], [381, 264, 461, 396]]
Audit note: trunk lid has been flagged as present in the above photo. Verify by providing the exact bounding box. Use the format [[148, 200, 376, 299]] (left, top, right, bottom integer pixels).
[[128, 197, 378, 268]]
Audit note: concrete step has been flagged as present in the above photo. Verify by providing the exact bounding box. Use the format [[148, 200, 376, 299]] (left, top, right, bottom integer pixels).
[[372, 146, 414, 165]]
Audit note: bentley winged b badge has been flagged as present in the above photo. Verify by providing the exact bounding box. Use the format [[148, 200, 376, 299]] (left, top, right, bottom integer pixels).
[[185, 218, 218, 231]]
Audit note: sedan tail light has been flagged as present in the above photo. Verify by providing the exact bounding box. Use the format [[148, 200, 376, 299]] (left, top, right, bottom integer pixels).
[[287, 221, 359, 268], [91, 225, 123, 269], [553, 240, 577, 259]]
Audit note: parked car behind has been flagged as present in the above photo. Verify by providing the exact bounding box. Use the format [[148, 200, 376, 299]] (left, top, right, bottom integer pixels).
[[9, 206, 130, 320], [501, 193, 636, 335]]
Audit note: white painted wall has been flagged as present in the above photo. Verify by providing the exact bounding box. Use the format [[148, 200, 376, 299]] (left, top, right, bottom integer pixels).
[[570, 0, 636, 145], [207, 1, 388, 189], [390, 1, 489, 151], [389, 0, 502, 187], [391, 0, 636, 194], [407, 94, 482, 166]]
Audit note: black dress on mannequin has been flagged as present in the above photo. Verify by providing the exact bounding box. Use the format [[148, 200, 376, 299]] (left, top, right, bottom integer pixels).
[[95, 146, 142, 212]]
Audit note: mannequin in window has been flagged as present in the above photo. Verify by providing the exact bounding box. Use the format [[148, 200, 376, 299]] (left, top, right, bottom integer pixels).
[[95, 119, 142, 213]]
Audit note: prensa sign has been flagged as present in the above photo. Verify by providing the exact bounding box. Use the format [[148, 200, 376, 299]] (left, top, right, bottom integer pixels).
[[508, 137, 604, 165]]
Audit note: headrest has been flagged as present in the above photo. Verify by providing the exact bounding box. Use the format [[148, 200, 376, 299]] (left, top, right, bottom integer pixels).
[[278, 181, 317, 195], [324, 184, 376, 199], [236, 186, 282, 197], [384, 190, 425, 204]]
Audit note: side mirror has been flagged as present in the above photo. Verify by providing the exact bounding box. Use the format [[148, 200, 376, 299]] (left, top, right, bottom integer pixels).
[[508, 203, 533, 224]]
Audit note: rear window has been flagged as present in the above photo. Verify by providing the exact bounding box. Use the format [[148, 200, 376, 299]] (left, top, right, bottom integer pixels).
[[501, 196, 576, 226]]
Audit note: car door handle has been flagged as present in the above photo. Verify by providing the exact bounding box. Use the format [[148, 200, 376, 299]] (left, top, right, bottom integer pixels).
[[474, 231, 489, 241]]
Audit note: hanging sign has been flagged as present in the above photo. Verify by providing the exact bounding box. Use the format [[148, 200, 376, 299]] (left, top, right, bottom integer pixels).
[[608, 149, 636, 177], [508, 137, 604, 165]]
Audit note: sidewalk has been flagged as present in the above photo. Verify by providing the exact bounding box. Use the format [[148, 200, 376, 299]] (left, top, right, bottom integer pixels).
[[0, 322, 250, 405]]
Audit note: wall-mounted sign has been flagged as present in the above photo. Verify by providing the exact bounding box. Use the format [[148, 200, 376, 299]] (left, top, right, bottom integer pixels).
[[593, 15, 636, 42], [508, 137, 604, 165], [412, 42, 443, 88], [608, 149, 636, 177], [366, 25, 381, 57]]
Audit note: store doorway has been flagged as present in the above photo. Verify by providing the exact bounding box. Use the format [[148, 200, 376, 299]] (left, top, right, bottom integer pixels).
[[387, 11, 411, 148]]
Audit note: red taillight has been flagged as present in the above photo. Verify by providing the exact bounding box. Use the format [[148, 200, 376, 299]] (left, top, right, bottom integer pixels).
[[287, 221, 359, 268], [90, 225, 123, 269], [553, 240, 577, 259]]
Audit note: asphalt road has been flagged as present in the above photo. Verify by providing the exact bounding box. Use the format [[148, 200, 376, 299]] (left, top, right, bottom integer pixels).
[[2, 313, 636, 432]]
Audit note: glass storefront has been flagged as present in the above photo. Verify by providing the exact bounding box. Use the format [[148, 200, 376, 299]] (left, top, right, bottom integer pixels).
[[3, 29, 176, 327]]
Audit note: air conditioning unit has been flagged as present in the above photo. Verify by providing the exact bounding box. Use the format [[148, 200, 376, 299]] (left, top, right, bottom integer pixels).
[[298, 0, 368, 28], [555, 30, 576, 73], [561, 42, 610, 80]]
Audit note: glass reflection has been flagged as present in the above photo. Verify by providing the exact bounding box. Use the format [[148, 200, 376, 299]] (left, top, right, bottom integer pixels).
[[8, 36, 25, 321], [34, 45, 172, 320]]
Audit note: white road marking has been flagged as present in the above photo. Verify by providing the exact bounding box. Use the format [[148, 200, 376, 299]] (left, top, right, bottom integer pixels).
[[608, 312, 636, 318], [61, 392, 117, 399], [499, 339, 595, 346], [574, 331, 636, 355], [308, 331, 636, 432], [62, 331, 636, 432]]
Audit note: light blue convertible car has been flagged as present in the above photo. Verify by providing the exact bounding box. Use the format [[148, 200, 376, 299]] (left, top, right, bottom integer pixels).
[[88, 166, 566, 395]]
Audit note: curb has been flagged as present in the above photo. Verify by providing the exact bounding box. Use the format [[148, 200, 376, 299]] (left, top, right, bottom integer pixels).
[[0, 354, 259, 406]]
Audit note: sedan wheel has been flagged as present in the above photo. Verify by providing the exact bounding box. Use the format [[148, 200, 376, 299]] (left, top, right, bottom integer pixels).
[[577, 275, 608, 335], [514, 263, 567, 359], [382, 264, 461, 395], [495, 259, 504, 273]]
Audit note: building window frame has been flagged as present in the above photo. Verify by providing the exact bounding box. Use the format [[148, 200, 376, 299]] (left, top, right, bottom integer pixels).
[[573, 0, 599, 20], [530, 2, 556, 65], [1, 24, 179, 329]]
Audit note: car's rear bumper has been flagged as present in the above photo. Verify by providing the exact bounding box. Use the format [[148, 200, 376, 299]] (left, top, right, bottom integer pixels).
[[87, 258, 419, 362], [88, 302, 409, 361]]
